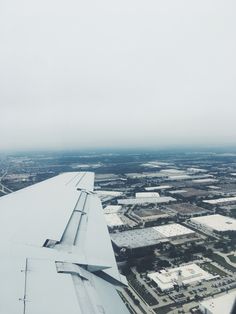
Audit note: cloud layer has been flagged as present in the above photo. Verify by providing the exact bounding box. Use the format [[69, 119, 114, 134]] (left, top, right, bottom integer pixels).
[[1, 0, 236, 150]]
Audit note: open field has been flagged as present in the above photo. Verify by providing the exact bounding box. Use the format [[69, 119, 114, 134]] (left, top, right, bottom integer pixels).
[[211, 253, 236, 272], [227, 254, 236, 264], [201, 262, 227, 277]]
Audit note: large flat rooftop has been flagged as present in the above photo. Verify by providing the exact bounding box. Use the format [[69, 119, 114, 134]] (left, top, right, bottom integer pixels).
[[199, 290, 236, 314], [191, 214, 236, 232], [110, 227, 167, 249], [203, 196, 236, 205], [133, 207, 168, 218], [145, 185, 172, 191], [192, 178, 218, 184], [105, 213, 124, 227], [166, 203, 208, 215], [135, 192, 160, 198], [117, 196, 176, 205], [111, 223, 194, 249], [153, 223, 195, 238], [104, 205, 122, 214], [169, 188, 210, 198]]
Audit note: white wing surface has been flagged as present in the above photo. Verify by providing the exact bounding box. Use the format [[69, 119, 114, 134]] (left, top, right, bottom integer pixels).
[[0, 172, 128, 314]]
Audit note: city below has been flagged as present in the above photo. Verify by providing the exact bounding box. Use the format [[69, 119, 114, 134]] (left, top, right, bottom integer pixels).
[[0, 149, 236, 314]]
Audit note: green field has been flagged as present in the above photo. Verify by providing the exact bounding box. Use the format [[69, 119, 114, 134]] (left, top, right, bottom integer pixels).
[[211, 253, 236, 272], [201, 262, 227, 277], [228, 254, 236, 263]]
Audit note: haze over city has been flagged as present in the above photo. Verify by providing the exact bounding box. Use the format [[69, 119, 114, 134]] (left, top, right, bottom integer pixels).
[[1, 2, 236, 312], [1, 0, 236, 151]]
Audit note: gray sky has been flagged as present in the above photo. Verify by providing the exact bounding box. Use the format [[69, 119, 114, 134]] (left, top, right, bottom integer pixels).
[[0, 0, 236, 151]]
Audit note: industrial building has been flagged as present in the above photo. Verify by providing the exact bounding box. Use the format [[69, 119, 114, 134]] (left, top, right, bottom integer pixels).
[[190, 214, 236, 233], [135, 192, 160, 198], [148, 263, 217, 292], [203, 196, 236, 205], [160, 169, 186, 175], [153, 223, 195, 239], [145, 185, 172, 191], [111, 223, 195, 250], [103, 205, 125, 228], [104, 213, 124, 227], [104, 205, 122, 214], [199, 291, 236, 314], [169, 188, 210, 199], [117, 196, 176, 205], [111, 227, 167, 250], [131, 207, 169, 222], [192, 178, 218, 184], [166, 203, 209, 218]]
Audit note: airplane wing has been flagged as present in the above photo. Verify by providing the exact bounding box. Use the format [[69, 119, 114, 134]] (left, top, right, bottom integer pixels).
[[0, 172, 129, 314]]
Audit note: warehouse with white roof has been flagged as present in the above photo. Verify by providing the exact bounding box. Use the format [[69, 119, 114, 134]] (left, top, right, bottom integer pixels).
[[111, 227, 167, 250], [153, 223, 195, 239], [135, 192, 160, 198], [191, 214, 236, 233], [145, 185, 172, 191], [199, 291, 236, 314], [117, 196, 176, 205], [111, 223, 195, 250], [105, 213, 124, 228], [203, 196, 236, 205], [103, 206, 125, 228], [104, 205, 122, 214]]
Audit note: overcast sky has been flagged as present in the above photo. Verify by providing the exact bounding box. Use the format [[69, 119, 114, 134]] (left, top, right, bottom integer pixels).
[[0, 0, 236, 151]]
